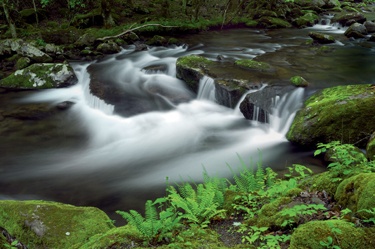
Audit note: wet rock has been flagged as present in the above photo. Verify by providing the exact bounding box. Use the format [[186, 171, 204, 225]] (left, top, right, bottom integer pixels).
[[295, 12, 320, 27], [257, 16, 292, 29], [240, 85, 296, 122], [287, 84, 375, 148], [344, 23, 367, 39], [332, 12, 366, 26], [290, 76, 309, 87], [308, 31, 335, 44], [134, 42, 148, 51], [15, 57, 31, 70], [96, 41, 121, 54], [0, 39, 53, 63], [234, 59, 274, 72], [370, 34, 375, 42], [364, 21, 375, 33], [74, 33, 97, 48], [0, 63, 78, 90], [146, 35, 167, 46], [56, 101, 75, 110], [0, 200, 114, 249]]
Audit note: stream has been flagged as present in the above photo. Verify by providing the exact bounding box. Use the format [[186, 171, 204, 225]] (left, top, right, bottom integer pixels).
[[1, 19, 375, 223]]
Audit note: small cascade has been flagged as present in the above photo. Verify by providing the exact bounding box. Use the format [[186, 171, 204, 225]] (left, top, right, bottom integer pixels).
[[75, 64, 115, 115], [311, 14, 347, 34], [197, 76, 216, 101], [269, 87, 304, 135]]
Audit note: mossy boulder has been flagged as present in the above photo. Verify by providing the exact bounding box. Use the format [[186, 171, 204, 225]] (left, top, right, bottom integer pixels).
[[290, 76, 309, 87], [257, 16, 292, 28], [0, 63, 77, 90], [295, 12, 319, 27], [286, 84, 375, 148], [332, 12, 366, 26], [335, 173, 375, 216], [290, 220, 372, 249], [309, 31, 336, 44], [0, 39, 53, 63], [0, 200, 115, 249], [367, 132, 375, 160], [234, 59, 273, 72], [176, 55, 213, 92], [309, 171, 341, 197]]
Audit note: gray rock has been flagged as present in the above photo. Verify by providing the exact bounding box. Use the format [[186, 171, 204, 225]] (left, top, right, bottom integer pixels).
[[364, 21, 375, 33], [344, 23, 368, 39], [309, 32, 336, 44], [0, 63, 77, 90]]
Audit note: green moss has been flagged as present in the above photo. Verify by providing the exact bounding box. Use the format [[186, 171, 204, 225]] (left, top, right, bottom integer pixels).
[[309, 171, 341, 197], [234, 59, 272, 71], [295, 13, 319, 27], [0, 200, 114, 249], [287, 84, 375, 148], [250, 197, 292, 227], [258, 16, 292, 28], [78, 225, 141, 249], [290, 220, 370, 249], [0, 63, 75, 89], [290, 76, 308, 87], [176, 55, 213, 69], [335, 173, 375, 214]]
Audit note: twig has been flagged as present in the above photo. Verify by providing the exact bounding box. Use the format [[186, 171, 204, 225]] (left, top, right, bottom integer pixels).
[[97, 23, 178, 41]]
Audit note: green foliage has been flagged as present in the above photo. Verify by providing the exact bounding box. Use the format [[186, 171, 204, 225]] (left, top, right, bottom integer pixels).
[[40, 0, 86, 9], [315, 141, 374, 181], [167, 181, 226, 228], [279, 204, 327, 228], [238, 225, 290, 248], [319, 223, 343, 249], [358, 208, 375, 225], [116, 199, 181, 245]]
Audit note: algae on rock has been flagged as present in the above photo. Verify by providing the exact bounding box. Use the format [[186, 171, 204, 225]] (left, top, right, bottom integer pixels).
[[0, 200, 114, 249]]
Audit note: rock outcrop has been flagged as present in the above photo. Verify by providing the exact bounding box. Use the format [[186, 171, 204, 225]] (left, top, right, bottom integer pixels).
[[287, 84, 375, 148], [0, 63, 77, 89]]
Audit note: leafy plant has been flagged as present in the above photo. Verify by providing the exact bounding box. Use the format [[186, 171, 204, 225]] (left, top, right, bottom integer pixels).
[[315, 141, 373, 180], [279, 204, 327, 228], [358, 208, 375, 225], [116, 199, 181, 245], [238, 225, 290, 248], [320, 223, 342, 249], [167, 181, 226, 228]]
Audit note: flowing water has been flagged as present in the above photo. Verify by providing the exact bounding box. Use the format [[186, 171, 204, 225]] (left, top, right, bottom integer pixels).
[[1, 20, 375, 221]]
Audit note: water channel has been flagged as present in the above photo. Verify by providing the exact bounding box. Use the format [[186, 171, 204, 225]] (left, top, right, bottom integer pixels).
[[1, 19, 375, 222]]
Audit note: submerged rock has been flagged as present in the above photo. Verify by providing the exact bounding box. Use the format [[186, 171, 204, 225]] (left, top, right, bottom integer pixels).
[[0, 63, 77, 90], [287, 84, 375, 148], [309, 31, 336, 44], [0, 200, 114, 249]]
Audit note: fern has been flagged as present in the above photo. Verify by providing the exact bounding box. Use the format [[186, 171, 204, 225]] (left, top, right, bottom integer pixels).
[[167, 182, 226, 228], [116, 199, 181, 244]]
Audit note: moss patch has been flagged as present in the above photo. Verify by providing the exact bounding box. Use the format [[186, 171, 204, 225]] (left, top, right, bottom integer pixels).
[[290, 75, 309, 87], [234, 59, 272, 72], [290, 220, 370, 249], [287, 84, 375, 148], [0, 200, 114, 249]]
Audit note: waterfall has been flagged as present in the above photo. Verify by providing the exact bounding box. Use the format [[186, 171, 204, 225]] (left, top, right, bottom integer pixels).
[[269, 87, 304, 135], [197, 76, 216, 101], [75, 63, 115, 115]]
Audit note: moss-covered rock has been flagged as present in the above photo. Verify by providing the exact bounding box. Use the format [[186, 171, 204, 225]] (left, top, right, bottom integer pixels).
[[295, 12, 319, 27], [367, 132, 375, 160], [335, 173, 375, 217], [290, 220, 372, 249], [290, 75, 309, 87], [0, 63, 78, 89], [309, 171, 341, 197], [234, 59, 273, 72], [257, 16, 292, 28], [286, 84, 375, 148], [176, 55, 213, 92], [0, 200, 114, 249], [309, 31, 336, 44]]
